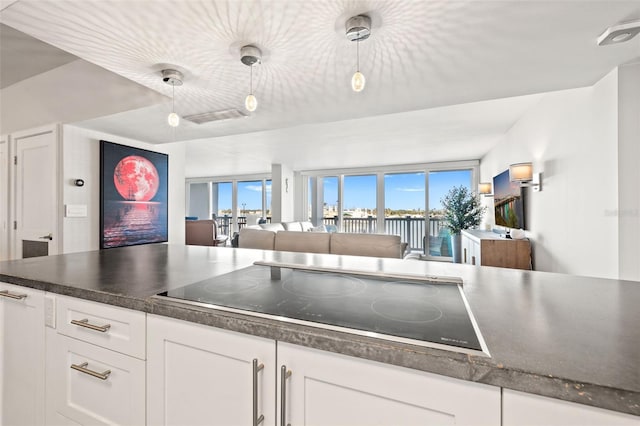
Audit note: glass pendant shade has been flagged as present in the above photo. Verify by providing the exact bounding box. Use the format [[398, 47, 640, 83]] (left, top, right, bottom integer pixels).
[[352, 71, 366, 92], [245, 94, 257, 112], [167, 112, 180, 127]]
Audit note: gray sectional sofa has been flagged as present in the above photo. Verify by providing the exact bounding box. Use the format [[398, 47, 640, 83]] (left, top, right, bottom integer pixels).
[[238, 221, 407, 259]]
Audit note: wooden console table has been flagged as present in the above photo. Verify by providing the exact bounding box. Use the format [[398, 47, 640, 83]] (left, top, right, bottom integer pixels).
[[461, 229, 532, 270]]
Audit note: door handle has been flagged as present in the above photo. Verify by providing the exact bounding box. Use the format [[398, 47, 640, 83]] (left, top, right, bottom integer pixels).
[[252, 359, 265, 426], [0, 290, 28, 300], [39, 233, 53, 241], [70, 362, 111, 380], [280, 365, 292, 426]]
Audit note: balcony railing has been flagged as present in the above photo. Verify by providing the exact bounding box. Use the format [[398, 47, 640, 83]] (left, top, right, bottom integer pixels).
[[218, 215, 450, 256], [322, 216, 449, 255]]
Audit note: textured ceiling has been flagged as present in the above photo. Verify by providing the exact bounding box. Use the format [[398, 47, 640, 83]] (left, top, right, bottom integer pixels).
[[1, 0, 639, 147]]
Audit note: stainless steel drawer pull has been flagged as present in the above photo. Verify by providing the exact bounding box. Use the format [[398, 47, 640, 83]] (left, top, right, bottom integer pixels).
[[252, 359, 265, 426], [0, 290, 28, 300], [70, 362, 111, 380], [280, 365, 292, 426], [70, 318, 111, 332]]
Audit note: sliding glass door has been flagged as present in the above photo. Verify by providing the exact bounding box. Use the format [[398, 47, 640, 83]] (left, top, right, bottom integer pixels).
[[426, 170, 472, 259]]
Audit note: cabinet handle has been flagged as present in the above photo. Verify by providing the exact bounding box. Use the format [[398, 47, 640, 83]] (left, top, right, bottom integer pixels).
[[252, 359, 265, 426], [280, 365, 292, 426], [463, 248, 467, 263], [0, 290, 27, 300], [70, 318, 111, 332], [70, 362, 111, 380]]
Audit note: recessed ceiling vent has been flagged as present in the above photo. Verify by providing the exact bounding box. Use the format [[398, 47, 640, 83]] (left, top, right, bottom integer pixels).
[[183, 109, 248, 124]]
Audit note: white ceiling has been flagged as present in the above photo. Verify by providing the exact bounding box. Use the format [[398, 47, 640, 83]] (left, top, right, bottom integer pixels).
[[1, 1, 639, 176], [0, 23, 77, 88]]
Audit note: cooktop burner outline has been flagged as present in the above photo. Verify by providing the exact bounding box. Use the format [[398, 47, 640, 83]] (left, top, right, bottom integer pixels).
[[371, 298, 444, 323], [281, 272, 367, 298]]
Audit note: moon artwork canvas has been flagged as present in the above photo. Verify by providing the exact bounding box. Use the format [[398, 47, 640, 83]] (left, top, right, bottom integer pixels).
[[100, 140, 169, 249]]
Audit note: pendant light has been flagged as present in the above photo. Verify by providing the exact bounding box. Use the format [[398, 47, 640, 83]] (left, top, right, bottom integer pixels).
[[346, 15, 371, 92], [240, 45, 261, 112], [162, 69, 183, 127]]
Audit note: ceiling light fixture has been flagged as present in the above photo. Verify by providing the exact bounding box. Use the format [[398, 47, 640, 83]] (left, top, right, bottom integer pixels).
[[346, 15, 371, 92], [162, 69, 183, 127], [597, 19, 640, 46], [240, 45, 261, 112]]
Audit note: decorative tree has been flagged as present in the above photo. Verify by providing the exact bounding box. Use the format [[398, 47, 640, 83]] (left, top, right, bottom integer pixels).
[[441, 186, 486, 262], [441, 186, 486, 234]]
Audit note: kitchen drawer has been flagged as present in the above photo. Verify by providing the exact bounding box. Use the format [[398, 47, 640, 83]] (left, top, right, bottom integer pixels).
[[46, 332, 145, 426], [55, 294, 146, 359]]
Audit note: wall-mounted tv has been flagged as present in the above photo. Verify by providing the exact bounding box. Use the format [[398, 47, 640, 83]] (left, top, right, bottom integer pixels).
[[100, 140, 169, 249], [493, 169, 525, 229]]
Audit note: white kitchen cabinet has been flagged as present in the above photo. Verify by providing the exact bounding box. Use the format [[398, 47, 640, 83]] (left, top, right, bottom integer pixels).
[[45, 331, 145, 425], [503, 389, 639, 426], [277, 342, 501, 426], [45, 294, 146, 426], [146, 314, 276, 426], [0, 282, 45, 426]]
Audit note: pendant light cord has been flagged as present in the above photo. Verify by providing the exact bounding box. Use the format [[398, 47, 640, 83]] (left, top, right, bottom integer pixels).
[[356, 37, 360, 72], [250, 65, 253, 95], [172, 83, 175, 113]]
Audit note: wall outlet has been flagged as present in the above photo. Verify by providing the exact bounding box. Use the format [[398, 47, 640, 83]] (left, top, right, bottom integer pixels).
[[45, 295, 56, 328]]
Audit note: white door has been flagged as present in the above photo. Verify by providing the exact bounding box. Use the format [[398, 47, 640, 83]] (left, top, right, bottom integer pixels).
[[147, 314, 276, 426], [13, 125, 60, 258], [0, 135, 9, 261], [277, 342, 501, 426]]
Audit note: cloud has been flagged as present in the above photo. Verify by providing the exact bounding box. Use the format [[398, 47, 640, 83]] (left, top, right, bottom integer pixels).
[[244, 185, 263, 192], [396, 187, 424, 192]]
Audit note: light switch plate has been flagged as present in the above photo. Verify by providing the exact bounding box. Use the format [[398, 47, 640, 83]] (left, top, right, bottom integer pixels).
[[65, 204, 87, 217]]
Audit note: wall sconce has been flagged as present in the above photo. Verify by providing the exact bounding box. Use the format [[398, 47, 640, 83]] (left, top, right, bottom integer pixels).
[[478, 182, 493, 196], [509, 162, 542, 192]]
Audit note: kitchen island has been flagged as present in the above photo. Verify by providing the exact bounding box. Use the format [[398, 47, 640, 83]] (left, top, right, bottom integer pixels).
[[0, 244, 638, 423]]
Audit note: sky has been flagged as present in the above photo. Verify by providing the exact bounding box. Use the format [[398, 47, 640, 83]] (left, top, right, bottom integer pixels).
[[324, 170, 472, 211], [214, 170, 472, 213]]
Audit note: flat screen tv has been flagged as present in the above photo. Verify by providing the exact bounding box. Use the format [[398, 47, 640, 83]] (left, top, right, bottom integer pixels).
[[493, 169, 525, 229], [100, 140, 169, 249]]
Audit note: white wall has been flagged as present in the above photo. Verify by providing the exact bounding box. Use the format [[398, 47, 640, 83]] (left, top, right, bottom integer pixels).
[[271, 164, 294, 223], [617, 62, 640, 281], [481, 69, 619, 279], [62, 125, 185, 254], [0, 135, 9, 260]]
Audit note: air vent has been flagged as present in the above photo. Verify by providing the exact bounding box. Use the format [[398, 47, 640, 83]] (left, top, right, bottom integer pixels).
[[183, 109, 248, 124]]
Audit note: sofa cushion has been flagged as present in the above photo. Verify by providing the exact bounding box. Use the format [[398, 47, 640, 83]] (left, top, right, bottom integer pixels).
[[282, 222, 302, 231], [260, 222, 285, 231], [238, 228, 276, 250], [330, 233, 403, 259], [274, 231, 330, 254], [300, 221, 314, 232]]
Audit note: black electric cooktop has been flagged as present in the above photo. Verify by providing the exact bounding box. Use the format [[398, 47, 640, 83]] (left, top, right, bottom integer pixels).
[[158, 264, 488, 355]]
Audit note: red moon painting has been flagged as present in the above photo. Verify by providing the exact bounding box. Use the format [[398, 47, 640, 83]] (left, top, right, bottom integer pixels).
[[113, 155, 160, 201]]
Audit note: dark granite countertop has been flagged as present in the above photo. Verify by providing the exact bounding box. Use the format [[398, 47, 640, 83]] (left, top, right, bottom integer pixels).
[[1, 244, 638, 416]]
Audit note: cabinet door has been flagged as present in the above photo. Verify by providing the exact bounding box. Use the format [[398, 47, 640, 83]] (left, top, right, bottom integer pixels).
[[277, 342, 500, 426], [503, 389, 639, 426], [45, 331, 145, 426], [147, 314, 276, 426], [0, 283, 45, 426]]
